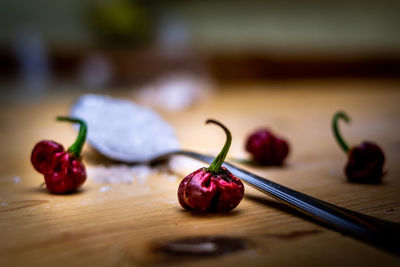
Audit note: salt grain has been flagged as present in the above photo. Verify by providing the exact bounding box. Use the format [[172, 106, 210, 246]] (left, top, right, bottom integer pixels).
[[13, 176, 21, 183], [87, 162, 181, 185], [99, 186, 110, 192], [87, 164, 157, 184], [162, 173, 178, 182], [1, 202, 8, 206]]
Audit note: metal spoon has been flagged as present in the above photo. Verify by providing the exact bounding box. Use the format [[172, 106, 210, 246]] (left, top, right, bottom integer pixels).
[[136, 150, 400, 256], [71, 94, 399, 255]]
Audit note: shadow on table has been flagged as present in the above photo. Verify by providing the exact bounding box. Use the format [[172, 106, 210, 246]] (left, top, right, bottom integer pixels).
[[245, 194, 326, 227]]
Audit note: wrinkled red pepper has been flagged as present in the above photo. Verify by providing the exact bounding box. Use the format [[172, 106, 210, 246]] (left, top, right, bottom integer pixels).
[[332, 111, 385, 183], [31, 116, 87, 194], [245, 129, 289, 166], [178, 120, 244, 213]]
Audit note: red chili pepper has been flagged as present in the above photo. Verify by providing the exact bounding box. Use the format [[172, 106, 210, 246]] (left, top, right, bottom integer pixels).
[[178, 120, 244, 213], [31, 116, 87, 194], [245, 129, 289, 166], [332, 111, 385, 183]]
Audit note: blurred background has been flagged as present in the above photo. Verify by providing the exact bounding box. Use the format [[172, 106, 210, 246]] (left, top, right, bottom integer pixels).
[[0, 0, 399, 102]]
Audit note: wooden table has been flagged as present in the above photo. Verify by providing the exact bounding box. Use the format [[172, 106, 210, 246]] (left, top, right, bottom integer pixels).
[[1, 79, 400, 266]]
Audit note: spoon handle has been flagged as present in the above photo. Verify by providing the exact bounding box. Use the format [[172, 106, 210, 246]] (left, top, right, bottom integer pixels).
[[151, 150, 400, 255]]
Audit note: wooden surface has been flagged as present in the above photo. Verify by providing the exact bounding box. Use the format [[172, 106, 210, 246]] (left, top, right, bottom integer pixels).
[[1, 79, 400, 266]]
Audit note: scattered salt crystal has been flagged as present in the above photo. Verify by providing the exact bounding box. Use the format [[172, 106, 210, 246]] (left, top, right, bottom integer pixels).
[[87, 164, 157, 184], [13, 176, 21, 183], [99, 186, 110, 192], [135, 166, 152, 184], [70, 94, 180, 162], [1, 202, 8, 206], [162, 173, 178, 182], [87, 162, 183, 185]]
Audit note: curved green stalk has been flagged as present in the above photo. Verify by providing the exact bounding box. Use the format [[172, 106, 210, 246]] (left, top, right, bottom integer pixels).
[[332, 111, 350, 153], [207, 119, 232, 173], [56, 116, 87, 157]]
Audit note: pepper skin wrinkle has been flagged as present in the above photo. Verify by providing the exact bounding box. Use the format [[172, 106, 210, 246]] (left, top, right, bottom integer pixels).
[[177, 120, 244, 213], [31, 141, 64, 174], [245, 129, 289, 166], [332, 111, 385, 183], [31, 116, 87, 194]]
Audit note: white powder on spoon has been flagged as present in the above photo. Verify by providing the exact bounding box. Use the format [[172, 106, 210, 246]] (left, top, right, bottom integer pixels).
[[70, 94, 180, 162]]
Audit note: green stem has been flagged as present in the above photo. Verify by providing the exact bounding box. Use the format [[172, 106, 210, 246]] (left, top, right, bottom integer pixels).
[[56, 116, 87, 158], [207, 119, 232, 173], [332, 111, 350, 153]]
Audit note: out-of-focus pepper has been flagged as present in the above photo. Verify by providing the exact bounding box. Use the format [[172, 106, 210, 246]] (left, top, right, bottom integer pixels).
[[178, 119, 244, 213], [31, 116, 87, 194], [245, 129, 289, 166], [332, 111, 385, 183]]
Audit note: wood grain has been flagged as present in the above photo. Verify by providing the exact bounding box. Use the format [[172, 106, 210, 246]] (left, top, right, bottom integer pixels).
[[0, 79, 399, 266]]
